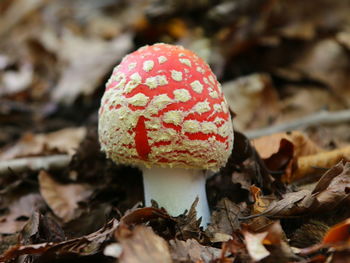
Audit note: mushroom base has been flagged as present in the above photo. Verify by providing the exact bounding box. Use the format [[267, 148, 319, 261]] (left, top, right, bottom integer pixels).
[[142, 166, 210, 227]]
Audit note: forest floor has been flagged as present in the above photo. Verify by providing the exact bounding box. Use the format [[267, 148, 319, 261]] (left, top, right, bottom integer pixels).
[[1, 0, 350, 262]]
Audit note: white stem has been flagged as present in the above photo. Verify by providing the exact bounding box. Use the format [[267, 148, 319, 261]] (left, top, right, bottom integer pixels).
[[142, 167, 210, 227]]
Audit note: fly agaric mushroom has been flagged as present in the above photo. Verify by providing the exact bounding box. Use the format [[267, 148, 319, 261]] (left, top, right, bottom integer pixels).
[[98, 43, 233, 226]]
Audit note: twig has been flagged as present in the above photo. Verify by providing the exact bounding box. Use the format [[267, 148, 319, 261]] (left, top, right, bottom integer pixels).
[[245, 109, 350, 139], [0, 154, 71, 175]]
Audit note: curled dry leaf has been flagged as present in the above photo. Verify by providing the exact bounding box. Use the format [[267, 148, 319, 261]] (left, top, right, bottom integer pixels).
[[117, 225, 172, 263], [170, 238, 223, 263], [20, 212, 65, 244], [250, 186, 271, 215], [174, 197, 202, 241], [293, 146, 350, 182], [0, 218, 118, 262], [323, 218, 350, 244], [252, 131, 322, 160], [312, 161, 350, 211], [252, 161, 350, 218], [252, 131, 324, 182], [39, 171, 93, 222], [120, 207, 171, 226], [0, 127, 86, 160], [248, 186, 275, 231]]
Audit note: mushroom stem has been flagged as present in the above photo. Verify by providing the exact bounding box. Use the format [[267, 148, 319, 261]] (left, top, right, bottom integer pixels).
[[142, 167, 210, 227]]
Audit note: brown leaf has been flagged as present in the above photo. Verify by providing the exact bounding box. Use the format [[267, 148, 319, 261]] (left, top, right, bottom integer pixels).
[[247, 186, 275, 232], [0, 127, 86, 160], [1, 63, 33, 96], [20, 212, 65, 244], [254, 136, 294, 177], [249, 162, 350, 218], [313, 161, 350, 211], [175, 197, 202, 241], [115, 206, 174, 242], [0, 218, 118, 261], [243, 221, 297, 263], [290, 220, 329, 248], [170, 238, 223, 263], [259, 190, 316, 218], [0, 0, 46, 37], [206, 198, 242, 242], [120, 207, 172, 226], [222, 73, 280, 131], [117, 225, 172, 263], [52, 33, 132, 104], [0, 193, 45, 234], [253, 133, 292, 160], [293, 39, 350, 95], [337, 32, 350, 49], [322, 218, 350, 244], [250, 186, 271, 215], [252, 131, 322, 160], [276, 87, 346, 128], [39, 170, 93, 222], [293, 146, 350, 182], [261, 221, 285, 246], [252, 131, 324, 182], [242, 230, 270, 261], [330, 251, 350, 263]]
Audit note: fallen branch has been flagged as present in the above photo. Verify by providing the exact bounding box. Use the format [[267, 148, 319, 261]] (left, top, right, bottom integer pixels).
[[245, 109, 350, 139], [0, 155, 71, 175]]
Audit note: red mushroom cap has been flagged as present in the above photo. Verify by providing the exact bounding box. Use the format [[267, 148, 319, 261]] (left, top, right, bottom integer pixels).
[[98, 43, 233, 171]]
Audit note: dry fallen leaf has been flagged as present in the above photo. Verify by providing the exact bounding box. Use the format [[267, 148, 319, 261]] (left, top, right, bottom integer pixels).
[[117, 225, 172, 263], [120, 207, 171, 226], [52, 32, 132, 104], [293, 146, 350, 181], [222, 73, 280, 131], [252, 161, 350, 218], [170, 238, 223, 263], [276, 87, 347, 126], [0, 63, 33, 96], [0, 0, 46, 37], [257, 189, 316, 218], [174, 197, 202, 241], [252, 131, 325, 182], [207, 198, 242, 242], [250, 186, 271, 215], [0, 193, 45, 234], [0, 218, 118, 262], [243, 230, 270, 261], [312, 161, 350, 211], [0, 127, 86, 160], [39, 170, 93, 222], [294, 39, 350, 95], [290, 220, 329, 248], [322, 218, 350, 244], [252, 131, 322, 160]]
